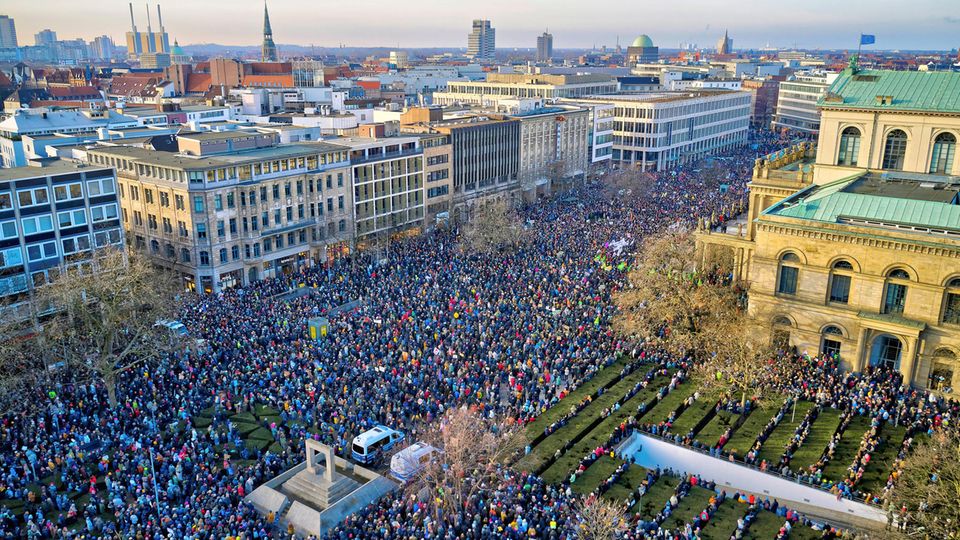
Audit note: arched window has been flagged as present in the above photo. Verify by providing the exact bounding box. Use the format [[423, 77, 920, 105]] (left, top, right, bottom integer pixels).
[[929, 349, 956, 391], [828, 260, 854, 304], [165, 243, 174, 259], [943, 277, 960, 325], [777, 252, 800, 295], [181, 248, 191, 263], [930, 132, 956, 174], [821, 325, 843, 358], [882, 268, 910, 315], [881, 130, 908, 170], [837, 127, 861, 166], [149, 239, 159, 254]]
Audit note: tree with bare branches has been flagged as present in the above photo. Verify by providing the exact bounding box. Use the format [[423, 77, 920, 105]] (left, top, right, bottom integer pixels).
[[461, 200, 526, 253], [26, 247, 181, 407], [574, 494, 628, 540], [404, 407, 523, 525], [614, 229, 736, 352], [615, 229, 773, 405], [885, 430, 960, 539], [693, 309, 777, 408]]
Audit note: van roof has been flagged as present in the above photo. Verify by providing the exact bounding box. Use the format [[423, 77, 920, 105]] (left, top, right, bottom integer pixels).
[[353, 425, 400, 445]]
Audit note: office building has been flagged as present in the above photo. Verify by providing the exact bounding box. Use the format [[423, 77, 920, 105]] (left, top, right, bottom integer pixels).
[[536, 32, 553, 63], [625, 34, 659, 65], [577, 91, 751, 171], [262, 3, 279, 62], [34, 29, 57, 46], [140, 52, 171, 69], [509, 105, 590, 195], [0, 109, 139, 168], [697, 66, 960, 390], [558, 99, 615, 167], [0, 15, 16, 49], [91, 35, 116, 61], [389, 51, 409, 69], [433, 73, 618, 107], [0, 159, 124, 319], [419, 133, 453, 226], [334, 136, 425, 245], [87, 134, 354, 293], [742, 78, 781, 129], [467, 19, 495, 61], [772, 71, 838, 136]]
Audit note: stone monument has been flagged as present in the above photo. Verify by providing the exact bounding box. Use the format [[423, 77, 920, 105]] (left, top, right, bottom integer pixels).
[[245, 439, 397, 538]]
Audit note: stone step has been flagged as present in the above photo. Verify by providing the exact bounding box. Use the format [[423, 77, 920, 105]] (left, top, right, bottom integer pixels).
[[281, 473, 359, 507]]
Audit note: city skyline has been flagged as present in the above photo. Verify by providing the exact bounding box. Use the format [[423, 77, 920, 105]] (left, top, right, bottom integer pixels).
[[1, 0, 957, 51]]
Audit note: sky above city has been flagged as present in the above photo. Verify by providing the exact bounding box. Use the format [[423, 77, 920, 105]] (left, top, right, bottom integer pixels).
[[3, 0, 957, 51]]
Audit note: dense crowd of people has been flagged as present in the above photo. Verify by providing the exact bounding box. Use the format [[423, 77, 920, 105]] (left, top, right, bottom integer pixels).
[[0, 131, 860, 539]]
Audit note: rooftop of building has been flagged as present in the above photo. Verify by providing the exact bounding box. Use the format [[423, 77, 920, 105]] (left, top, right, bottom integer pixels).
[[88, 140, 348, 169], [581, 90, 742, 104], [819, 67, 960, 114], [765, 171, 960, 234], [325, 135, 422, 151], [0, 159, 110, 182]]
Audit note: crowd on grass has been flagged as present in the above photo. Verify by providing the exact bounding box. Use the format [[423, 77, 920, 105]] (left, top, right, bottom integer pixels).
[[0, 130, 879, 539]]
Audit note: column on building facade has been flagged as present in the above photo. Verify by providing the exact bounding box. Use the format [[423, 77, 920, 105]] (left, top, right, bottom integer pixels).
[[900, 335, 920, 385], [854, 327, 870, 372]]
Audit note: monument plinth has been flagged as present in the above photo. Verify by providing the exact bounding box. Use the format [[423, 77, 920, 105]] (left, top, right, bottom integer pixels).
[[245, 440, 397, 538]]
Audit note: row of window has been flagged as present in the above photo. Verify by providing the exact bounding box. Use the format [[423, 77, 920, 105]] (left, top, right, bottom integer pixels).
[[837, 127, 956, 174], [0, 230, 118, 269], [91, 151, 348, 184], [0, 204, 117, 240], [0, 178, 115, 211], [777, 254, 960, 325]]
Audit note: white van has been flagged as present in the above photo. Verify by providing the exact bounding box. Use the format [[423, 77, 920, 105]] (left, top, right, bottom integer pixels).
[[390, 442, 438, 482], [351, 425, 404, 464]]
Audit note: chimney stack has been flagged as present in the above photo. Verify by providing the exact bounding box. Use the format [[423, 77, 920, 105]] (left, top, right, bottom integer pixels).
[[157, 4, 164, 31], [146, 3, 152, 33], [129, 3, 137, 32]]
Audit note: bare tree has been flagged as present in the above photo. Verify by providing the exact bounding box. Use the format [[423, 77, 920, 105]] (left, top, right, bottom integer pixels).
[[885, 430, 960, 539], [600, 168, 656, 203], [694, 310, 776, 408], [614, 229, 736, 351], [615, 230, 773, 406], [0, 308, 48, 415], [406, 407, 523, 524], [29, 247, 181, 407], [575, 494, 628, 540], [461, 200, 526, 253]]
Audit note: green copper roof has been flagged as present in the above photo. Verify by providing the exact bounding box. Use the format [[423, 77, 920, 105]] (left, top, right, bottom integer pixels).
[[819, 68, 960, 114], [765, 173, 960, 232], [631, 35, 654, 48]]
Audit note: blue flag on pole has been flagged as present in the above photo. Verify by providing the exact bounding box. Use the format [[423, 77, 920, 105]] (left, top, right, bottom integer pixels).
[[860, 34, 876, 45]]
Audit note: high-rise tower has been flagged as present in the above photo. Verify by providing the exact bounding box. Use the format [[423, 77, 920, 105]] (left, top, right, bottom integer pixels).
[[466, 19, 495, 60], [262, 2, 279, 62]]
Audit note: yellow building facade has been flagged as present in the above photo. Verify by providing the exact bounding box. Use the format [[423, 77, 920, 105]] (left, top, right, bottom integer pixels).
[[698, 66, 960, 391]]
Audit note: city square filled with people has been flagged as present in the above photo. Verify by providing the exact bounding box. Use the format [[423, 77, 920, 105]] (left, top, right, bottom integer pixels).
[[0, 131, 952, 539]]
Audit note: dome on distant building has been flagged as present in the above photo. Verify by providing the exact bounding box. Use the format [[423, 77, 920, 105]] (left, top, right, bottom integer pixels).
[[631, 35, 654, 48], [171, 40, 185, 57]]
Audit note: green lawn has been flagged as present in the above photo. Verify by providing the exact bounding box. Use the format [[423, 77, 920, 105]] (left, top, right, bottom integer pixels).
[[661, 486, 715, 531], [744, 510, 786, 540], [570, 454, 624, 495], [667, 397, 716, 436], [635, 476, 680, 520], [602, 463, 650, 504], [789, 409, 843, 473], [857, 423, 907, 496], [821, 415, 873, 481], [639, 381, 700, 426], [699, 498, 749, 540], [516, 369, 659, 472], [523, 357, 630, 440], [695, 410, 738, 448], [540, 377, 676, 484], [724, 403, 782, 458], [788, 523, 825, 539], [756, 401, 816, 465]]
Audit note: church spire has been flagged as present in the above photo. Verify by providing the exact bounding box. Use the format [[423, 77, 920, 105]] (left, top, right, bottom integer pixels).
[[261, 2, 278, 62]]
